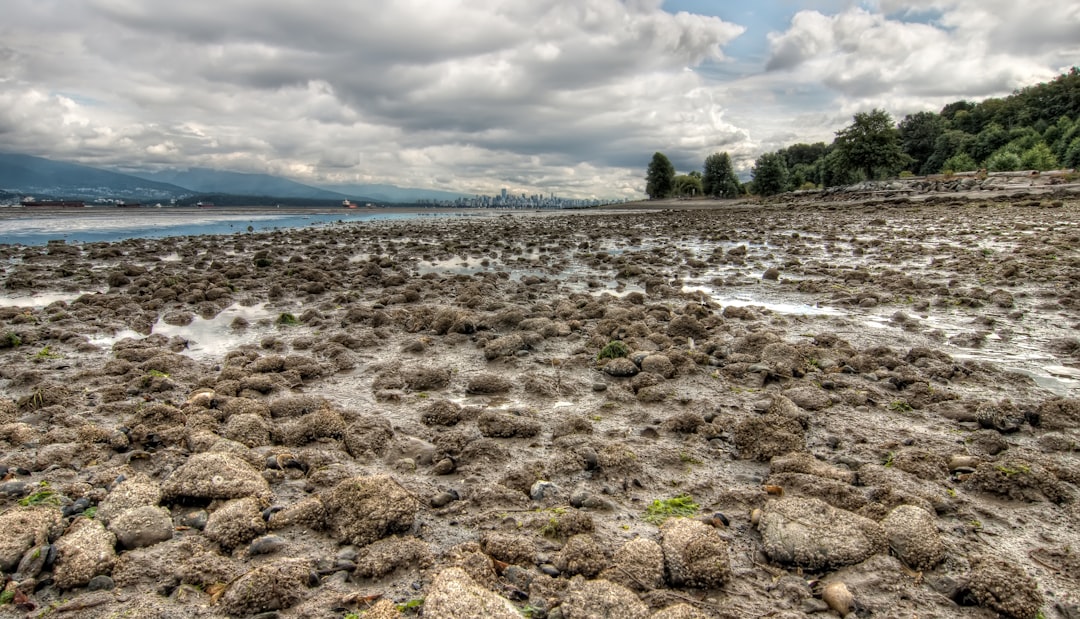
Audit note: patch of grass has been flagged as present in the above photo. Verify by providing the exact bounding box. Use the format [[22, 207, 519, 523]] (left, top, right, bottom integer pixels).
[[643, 494, 699, 526], [82, 506, 98, 519], [147, 369, 169, 379], [0, 589, 14, 605], [679, 451, 703, 465], [3, 331, 21, 348], [33, 346, 62, 361], [18, 482, 60, 507], [396, 598, 424, 614], [888, 400, 913, 413], [883, 451, 896, 468], [277, 312, 299, 325], [597, 340, 630, 361]]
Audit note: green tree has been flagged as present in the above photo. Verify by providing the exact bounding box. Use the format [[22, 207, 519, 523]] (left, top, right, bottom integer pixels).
[[1063, 136, 1080, 169], [702, 152, 741, 198], [942, 152, 977, 173], [925, 129, 976, 174], [673, 174, 704, 197], [969, 123, 1010, 165], [751, 152, 790, 196], [1020, 142, 1058, 170], [645, 152, 675, 199], [898, 111, 944, 174], [834, 109, 909, 180], [986, 150, 1021, 172]]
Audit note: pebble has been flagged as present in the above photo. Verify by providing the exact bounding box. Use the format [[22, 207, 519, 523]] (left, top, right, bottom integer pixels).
[[539, 563, 560, 577], [530, 481, 559, 501], [0, 481, 31, 497], [86, 575, 115, 591], [431, 490, 459, 508], [591, 382, 608, 392], [179, 510, 209, 530], [248, 535, 287, 556], [432, 458, 456, 475], [801, 598, 830, 613]]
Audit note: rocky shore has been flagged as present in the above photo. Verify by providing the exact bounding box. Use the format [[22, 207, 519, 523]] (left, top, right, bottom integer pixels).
[[1, 196, 1078, 618]]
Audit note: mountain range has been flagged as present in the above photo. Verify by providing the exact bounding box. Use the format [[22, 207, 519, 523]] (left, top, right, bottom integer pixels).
[[0, 153, 467, 204]]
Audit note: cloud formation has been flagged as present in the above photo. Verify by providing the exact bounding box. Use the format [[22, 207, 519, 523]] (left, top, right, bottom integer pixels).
[[0, 0, 1074, 198]]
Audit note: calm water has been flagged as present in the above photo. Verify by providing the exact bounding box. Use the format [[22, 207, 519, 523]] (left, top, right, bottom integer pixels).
[[0, 207, 447, 246]]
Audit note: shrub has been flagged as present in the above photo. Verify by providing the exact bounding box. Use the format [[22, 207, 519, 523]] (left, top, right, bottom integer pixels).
[[986, 150, 1022, 172], [942, 153, 977, 173], [597, 340, 630, 361]]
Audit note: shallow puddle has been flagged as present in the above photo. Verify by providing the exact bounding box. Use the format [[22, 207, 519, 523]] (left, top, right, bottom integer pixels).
[[150, 303, 282, 358]]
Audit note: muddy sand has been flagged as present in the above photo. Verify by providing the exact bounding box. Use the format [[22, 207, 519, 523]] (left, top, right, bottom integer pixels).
[[0, 196, 1078, 619]]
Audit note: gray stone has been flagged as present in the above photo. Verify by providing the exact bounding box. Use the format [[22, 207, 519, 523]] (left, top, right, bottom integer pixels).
[[108, 505, 174, 550], [54, 518, 117, 589], [758, 496, 886, 570], [0, 507, 64, 573], [162, 452, 272, 504], [881, 505, 945, 570], [423, 566, 520, 619], [530, 481, 559, 501], [660, 518, 731, 588], [560, 579, 649, 619], [320, 475, 419, 546]]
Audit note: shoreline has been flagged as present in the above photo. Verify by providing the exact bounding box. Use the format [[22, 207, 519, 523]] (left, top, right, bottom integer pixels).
[[0, 197, 1077, 617]]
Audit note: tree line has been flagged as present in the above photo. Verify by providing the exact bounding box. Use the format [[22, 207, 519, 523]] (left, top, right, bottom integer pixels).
[[645, 67, 1080, 198]]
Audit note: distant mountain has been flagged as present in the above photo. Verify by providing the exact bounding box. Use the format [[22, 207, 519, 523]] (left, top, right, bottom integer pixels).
[[319, 183, 467, 203], [133, 168, 351, 201], [0, 153, 190, 200]]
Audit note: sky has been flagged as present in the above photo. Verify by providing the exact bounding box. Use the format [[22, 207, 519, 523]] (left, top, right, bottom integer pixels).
[[1, 1, 1076, 199]]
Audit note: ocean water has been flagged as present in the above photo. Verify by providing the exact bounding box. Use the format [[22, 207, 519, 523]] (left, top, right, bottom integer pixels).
[[0, 208, 432, 246]]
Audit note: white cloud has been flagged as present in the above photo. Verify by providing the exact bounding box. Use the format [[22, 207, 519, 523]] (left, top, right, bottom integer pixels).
[[0, 0, 1073, 197]]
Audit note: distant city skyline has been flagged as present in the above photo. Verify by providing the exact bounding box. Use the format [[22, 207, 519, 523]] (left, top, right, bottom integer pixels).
[[1, 1, 1074, 199]]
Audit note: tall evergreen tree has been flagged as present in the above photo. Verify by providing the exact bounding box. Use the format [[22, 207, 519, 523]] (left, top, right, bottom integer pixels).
[[645, 152, 675, 199], [702, 152, 740, 198]]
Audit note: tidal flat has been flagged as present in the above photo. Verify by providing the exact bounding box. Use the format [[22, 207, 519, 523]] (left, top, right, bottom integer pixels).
[[0, 198, 1078, 618]]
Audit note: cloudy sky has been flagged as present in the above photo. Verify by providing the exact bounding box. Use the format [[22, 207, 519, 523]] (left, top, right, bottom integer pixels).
[[1, 1, 1076, 199]]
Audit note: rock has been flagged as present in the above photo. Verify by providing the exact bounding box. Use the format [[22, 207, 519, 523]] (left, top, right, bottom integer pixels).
[[560, 579, 650, 619], [480, 532, 535, 567], [95, 473, 162, 524], [249, 535, 287, 556], [733, 412, 805, 461], [650, 603, 711, 619], [162, 452, 272, 504], [466, 372, 514, 394], [660, 518, 731, 588], [423, 567, 520, 619], [554, 534, 607, 577], [881, 505, 944, 570], [769, 451, 855, 484], [54, 518, 118, 589], [218, 558, 314, 617], [0, 506, 64, 572], [354, 536, 433, 579], [205, 497, 267, 551], [86, 575, 115, 591], [108, 505, 174, 550], [602, 357, 640, 377], [602, 537, 664, 591], [761, 342, 800, 377], [530, 480, 559, 501], [179, 510, 209, 530], [14, 543, 53, 580], [967, 554, 1044, 619], [757, 496, 886, 570], [320, 475, 419, 546], [485, 334, 526, 360], [477, 411, 541, 438], [783, 386, 831, 411], [641, 354, 676, 378], [431, 490, 459, 508]]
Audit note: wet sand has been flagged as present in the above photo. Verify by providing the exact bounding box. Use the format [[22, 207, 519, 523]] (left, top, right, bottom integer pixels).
[[0, 196, 1078, 618]]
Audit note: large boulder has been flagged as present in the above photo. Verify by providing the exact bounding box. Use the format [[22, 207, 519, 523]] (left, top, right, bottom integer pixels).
[[218, 558, 314, 616], [162, 452, 272, 504], [881, 505, 945, 570], [660, 518, 731, 588], [757, 496, 886, 570], [320, 475, 419, 546], [967, 554, 1044, 619], [108, 505, 174, 550], [0, 506, 64, 572], [96, 473, 163, 523], [560, 579, 650, 619], [423, 567, 520, 619], [54, 518, 118, 589]]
